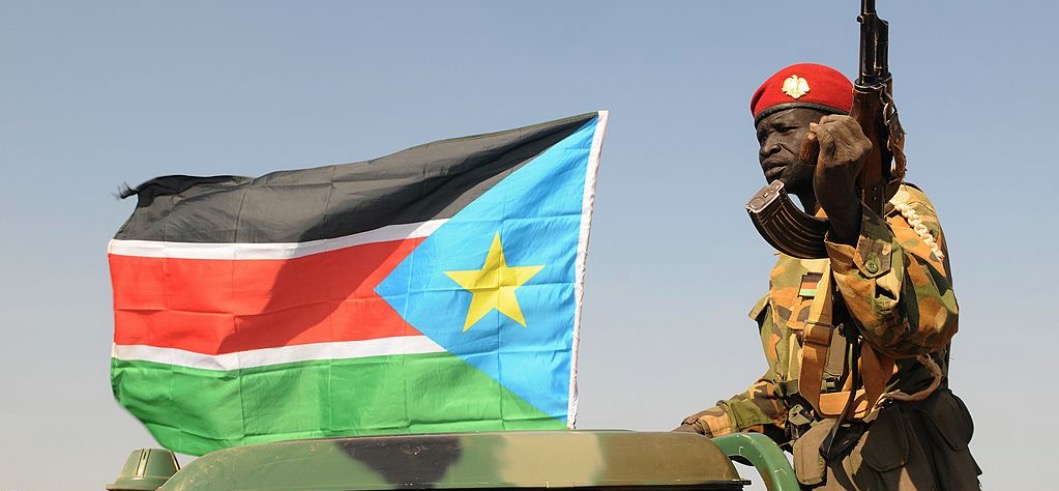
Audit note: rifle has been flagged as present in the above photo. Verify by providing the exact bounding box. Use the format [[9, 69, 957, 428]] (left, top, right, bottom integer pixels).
[[745, 0, 906, 258]]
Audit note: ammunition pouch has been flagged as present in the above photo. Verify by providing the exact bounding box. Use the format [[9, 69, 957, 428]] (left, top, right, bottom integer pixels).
[[792, 389, 980, 490]]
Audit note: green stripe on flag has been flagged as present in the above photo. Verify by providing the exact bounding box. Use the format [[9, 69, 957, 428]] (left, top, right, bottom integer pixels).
[[112, 351, 564, 456]]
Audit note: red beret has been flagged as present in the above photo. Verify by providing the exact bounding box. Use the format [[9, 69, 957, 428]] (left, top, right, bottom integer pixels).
[[750, 63, 853, 124]]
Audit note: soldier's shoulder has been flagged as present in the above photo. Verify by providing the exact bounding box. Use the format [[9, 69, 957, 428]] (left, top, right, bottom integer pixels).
[[890, 182, 938, 213]]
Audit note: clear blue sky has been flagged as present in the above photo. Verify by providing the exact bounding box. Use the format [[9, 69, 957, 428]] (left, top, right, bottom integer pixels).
[[2, 1, 1056, 489]]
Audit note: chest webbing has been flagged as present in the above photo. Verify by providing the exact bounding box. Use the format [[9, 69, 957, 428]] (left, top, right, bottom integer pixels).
[[796, 266, 894, 419]]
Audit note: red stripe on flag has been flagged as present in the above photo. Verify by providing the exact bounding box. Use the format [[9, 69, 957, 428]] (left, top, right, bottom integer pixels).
[[110, 238, 424, 355]]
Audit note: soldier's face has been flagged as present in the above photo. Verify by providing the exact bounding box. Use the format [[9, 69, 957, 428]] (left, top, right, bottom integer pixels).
[[755, 108, 828, 196]]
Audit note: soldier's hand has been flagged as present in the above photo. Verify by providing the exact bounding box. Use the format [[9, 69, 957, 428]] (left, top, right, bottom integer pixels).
[[673, 423, 704, 434], [672, 412, 708, 435], [805, 114, 872, 245]]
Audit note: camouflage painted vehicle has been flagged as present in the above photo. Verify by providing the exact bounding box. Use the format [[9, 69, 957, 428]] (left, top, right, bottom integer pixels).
[[108, 430, 798, 491]]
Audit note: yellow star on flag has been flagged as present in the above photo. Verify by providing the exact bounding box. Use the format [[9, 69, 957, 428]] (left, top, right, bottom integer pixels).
[[444, 232, 545, 331]]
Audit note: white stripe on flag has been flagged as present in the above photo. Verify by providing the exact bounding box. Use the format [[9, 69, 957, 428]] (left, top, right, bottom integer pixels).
[[107, 219, 448, 260], [569, 110, 608, 429], [112, 336, 446, 371]]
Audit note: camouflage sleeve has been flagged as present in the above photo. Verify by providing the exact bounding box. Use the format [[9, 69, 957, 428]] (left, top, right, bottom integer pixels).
[[679, 295, 789, 440], [824, 187, 958, 358], [681, 376, 788, 440]]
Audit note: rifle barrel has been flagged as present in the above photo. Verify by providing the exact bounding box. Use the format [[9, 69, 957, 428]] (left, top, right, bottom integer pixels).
[[857, 1, 888, 86]]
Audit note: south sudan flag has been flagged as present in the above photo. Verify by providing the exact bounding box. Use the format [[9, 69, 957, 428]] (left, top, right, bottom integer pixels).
[[108, 112, 608, 456]]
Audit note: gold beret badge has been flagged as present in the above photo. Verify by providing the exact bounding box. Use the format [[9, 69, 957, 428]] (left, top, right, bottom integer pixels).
[[781, 75, 810, 99]]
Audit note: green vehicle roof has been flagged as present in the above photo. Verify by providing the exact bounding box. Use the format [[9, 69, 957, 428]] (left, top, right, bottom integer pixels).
[[155, 430, 747, 491]]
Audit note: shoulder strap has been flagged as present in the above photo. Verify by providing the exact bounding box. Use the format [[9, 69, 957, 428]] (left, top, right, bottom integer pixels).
[[798, 267, 895, 419]]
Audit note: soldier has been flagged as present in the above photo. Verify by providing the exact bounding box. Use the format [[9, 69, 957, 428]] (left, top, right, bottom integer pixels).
[[675, 64, 980, 490]]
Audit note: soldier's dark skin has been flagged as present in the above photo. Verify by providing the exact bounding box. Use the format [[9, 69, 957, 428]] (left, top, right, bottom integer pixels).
[[673, 108, 873, 435], [755, 108, 872, 246]]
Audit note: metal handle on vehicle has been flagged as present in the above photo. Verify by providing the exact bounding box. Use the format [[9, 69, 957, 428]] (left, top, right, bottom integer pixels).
[[711, 433, 799, 491]]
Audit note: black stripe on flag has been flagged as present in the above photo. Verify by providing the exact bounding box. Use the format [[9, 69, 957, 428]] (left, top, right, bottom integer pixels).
[[116, 113, 596, 244]]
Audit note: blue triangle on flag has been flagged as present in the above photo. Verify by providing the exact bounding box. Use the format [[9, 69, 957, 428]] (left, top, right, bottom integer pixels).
[[375, 116, 598, 423]]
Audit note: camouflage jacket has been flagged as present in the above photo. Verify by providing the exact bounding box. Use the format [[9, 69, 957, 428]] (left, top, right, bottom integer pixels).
[[685, 183, 958, 443]]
